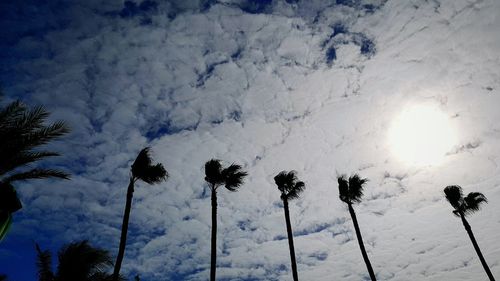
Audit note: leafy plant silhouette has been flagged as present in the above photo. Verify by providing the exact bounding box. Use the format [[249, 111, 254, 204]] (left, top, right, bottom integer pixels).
[[444, 185, 496, 281], [274, 170, 305, 281], [113, 148, 168, 280], [36, 240, 122, 281], [0, 100, 69, 241], [338, 174, 377, 281], [204, 159, 247, 281]]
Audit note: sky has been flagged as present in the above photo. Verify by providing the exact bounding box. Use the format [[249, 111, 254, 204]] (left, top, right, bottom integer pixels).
[[1, 0, 500, 280]]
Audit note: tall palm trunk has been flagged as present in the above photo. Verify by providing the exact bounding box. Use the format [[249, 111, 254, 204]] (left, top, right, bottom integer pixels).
[[113, 177, 135, 280], [459, 212, 495, 281], [348, 203, 377, 281], [210, 187, 217, 281], [283, 198, 299, 281]]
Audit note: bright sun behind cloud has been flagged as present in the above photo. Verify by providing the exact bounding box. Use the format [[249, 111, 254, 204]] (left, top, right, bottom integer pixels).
[[388, 104, 457, 166]]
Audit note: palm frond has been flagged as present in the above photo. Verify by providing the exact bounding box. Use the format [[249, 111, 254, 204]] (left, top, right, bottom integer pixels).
[[0, 151, 60, 176], [337, 174, 367, 204], [222, 164, 247, 192], [274, 170, 305, 201], [444, 185, 463, 210], [348, 174, 367, 203], [463, 192, 488, 215], [337, 175, 349, 203], [3, 168, 70, 183], [286, 180, 305, 200], [35, 243, 54, 281], [274, 171, 291, 192], [204, 159, 224, 187], [56, 240, 113, 281], [131, 147, 168, 184]]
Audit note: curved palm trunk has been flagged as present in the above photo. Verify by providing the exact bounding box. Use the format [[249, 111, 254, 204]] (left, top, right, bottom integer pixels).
[[348, 204, 377, 281], [283, 198, 299, 281], [113, 177, 135, 280], [459, 213, 496, 281], [210, 188, 217, 281]]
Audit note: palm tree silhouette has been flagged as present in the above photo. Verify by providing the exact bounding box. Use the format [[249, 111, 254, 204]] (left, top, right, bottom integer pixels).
[[204, 159, 247, 281], [36, 240, 120, 281], [444, 185, 496, 281], [274, 170, 305, 281], [0, 100, 70, 241], [112, 148, 168, 280], [338, 174, 377, 281]]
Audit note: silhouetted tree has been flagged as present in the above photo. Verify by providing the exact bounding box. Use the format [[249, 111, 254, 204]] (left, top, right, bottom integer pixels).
[[36, 240, 120, 281], [204, 159, 247, 281], [0, 100, 70, 241], [274, 171, 305, 281], [338, 174, 377, 281], [0, 274, 7, 281], [113, 148, 168, 280], [444, 185, 496, 281]]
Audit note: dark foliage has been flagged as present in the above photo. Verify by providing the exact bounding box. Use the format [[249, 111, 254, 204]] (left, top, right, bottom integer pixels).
[[131, 147, 168, 184], [204, 159, 247, 191], [274, 171, 305, 201], [36, 241, 119, 281], [0, 99, 69, 241], [338, 174, 367, 204], [444, 185, 488, 217]]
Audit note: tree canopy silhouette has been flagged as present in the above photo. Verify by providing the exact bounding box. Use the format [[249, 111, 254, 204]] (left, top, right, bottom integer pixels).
[[0, 99, 70, 241], [113, 147, 168, 280], [274, 170, 305, 281], [444, 185, 495, 281], [36, 240, 121, 281], [338, 174, 377, 281], [204, 159, 247, 281]]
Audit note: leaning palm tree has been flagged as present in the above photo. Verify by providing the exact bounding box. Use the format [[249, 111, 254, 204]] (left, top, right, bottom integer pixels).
[[204, 159, 247, 281], [36, 240, 121, 281], [274, 170, 305, 281], [444, 185, 496, 281], [112, 148, 168, 280], [338, 174, 377, 281], [0, 100, 70, 241]]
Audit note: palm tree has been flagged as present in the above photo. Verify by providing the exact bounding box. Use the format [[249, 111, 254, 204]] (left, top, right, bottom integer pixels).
[[204, 159, 247, 281], [338, 174, 377, 281], [0, 100, 70, 241], [444, 185, 496, 281], [112, 148, 168, 280], [274, 170, 305, 281], [35, 240, 119, 281]]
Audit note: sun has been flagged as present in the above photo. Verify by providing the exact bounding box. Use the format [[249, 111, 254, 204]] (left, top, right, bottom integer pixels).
[[388, 104, 457, 166]]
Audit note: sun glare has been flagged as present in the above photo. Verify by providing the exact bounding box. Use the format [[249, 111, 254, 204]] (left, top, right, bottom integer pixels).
[[388, 104, 457, 166]]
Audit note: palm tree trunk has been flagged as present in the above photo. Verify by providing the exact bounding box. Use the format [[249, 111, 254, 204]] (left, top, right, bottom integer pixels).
[[460, 213, 496, 281], [210, 187, 217, 281], [113, 177, 135, 281], [283, 198, 299, 281], [348, 203, 377, 281]]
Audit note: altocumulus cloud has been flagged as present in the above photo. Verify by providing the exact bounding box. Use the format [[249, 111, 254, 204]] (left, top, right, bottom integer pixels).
[[1, 0, 500, 280]]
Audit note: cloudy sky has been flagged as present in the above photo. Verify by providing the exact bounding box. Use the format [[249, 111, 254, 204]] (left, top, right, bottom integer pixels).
[[1, 0, 500, 280]]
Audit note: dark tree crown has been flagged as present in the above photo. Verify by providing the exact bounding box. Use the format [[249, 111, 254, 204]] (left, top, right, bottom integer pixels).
[[338, 174, 367, 204], [204, 159, 247, 191], [274, 170, 305, 201], [36, 240, 122, 281], [444, 185, 488, 217], [0, 100, 70, 184], [131, 147, 168, 184]]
